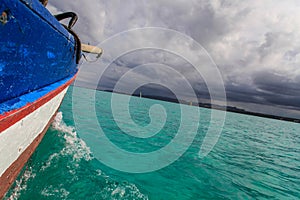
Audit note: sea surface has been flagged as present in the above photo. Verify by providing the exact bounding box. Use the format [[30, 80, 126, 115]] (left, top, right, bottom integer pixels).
[[4, 86, 300, 200]]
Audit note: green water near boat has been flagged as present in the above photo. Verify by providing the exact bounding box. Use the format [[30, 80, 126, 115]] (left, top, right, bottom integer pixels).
[[5, 86, 300, 199]]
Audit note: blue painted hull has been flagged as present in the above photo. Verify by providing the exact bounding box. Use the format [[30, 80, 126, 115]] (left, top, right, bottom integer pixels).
[[0, 1, 80, 197], [0, 0, 78, 105]]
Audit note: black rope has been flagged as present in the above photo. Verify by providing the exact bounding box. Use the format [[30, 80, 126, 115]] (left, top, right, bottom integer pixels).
[[62, 24, 82, 64], [54, 12, 81, 64], [55, 12, 78, 29]]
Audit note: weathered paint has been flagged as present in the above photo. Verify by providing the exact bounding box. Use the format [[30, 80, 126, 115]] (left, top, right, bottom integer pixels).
[[0, 0, 78, 103], [0, 75, 76, 132], [20, 0, 71, 37], [0, 86, 69, 198], [0, 75, 74, 115], [0, 0, 80, 197]]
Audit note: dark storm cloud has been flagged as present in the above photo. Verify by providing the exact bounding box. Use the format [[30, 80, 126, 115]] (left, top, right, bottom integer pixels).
[[254, 71, 300, 97], [253, 71, 300, 109], [48, 0, 300, 117], [224, 71, 300, 110], [225, 83, 261, 104]]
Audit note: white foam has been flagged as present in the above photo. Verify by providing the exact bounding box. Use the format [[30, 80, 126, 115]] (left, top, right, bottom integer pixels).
[[49, 113, 148, 200], [51, 112, 74, 135], [111, 187, 126, 197], [103, 182, 148, 200], [41, 185, 70, 198], [7, 167, 36, 200], [51, 112, 93, 162], [40, 152, 59, 171]]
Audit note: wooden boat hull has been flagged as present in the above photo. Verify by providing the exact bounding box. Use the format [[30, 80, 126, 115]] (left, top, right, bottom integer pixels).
[[0, 0, 79, 197]]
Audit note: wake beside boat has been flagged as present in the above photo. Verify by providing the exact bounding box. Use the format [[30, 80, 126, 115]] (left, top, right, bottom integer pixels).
[[0, 0, 101, 197]]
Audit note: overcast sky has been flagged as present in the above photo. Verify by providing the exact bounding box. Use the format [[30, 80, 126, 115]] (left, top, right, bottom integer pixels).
[[48, 0, 300, 118]]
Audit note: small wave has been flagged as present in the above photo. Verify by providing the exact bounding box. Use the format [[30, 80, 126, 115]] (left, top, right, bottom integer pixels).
[[102, 182, 148, 200], [40, 152, 60, 171], [49, 112, 148, 199], [41, 185, 70, 199], [7, 167, 36, 200], [51, 112, 92, 162]]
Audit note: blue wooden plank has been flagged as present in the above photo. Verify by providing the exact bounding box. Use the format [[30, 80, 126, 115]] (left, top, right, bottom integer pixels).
[[20, 0, 73, 42], [0, 0, 78, 103], [0, 75, 73, 115]]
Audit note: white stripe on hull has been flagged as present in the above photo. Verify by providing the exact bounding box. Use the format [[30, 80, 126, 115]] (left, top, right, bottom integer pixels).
[[0, 87, 69, 177]]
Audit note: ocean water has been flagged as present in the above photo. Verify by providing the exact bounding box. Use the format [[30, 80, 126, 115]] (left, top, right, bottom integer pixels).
[[4, 86, 300, 200]]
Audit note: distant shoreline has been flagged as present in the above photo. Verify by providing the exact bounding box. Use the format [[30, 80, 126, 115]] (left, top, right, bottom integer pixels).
[[132, 93, 300, 124], [75, 86, 300, 124]]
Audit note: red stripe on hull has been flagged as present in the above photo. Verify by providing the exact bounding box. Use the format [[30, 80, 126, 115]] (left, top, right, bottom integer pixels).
[[0, 74, 76, 198], [0, 107, 61, 199], [0, 75, 76, 133]]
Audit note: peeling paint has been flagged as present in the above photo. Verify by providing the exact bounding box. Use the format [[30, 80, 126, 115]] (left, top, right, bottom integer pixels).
[[0, 0, 78, 103]]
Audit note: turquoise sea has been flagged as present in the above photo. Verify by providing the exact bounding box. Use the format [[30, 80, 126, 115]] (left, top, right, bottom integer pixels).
[[4, 86, 300, 200]]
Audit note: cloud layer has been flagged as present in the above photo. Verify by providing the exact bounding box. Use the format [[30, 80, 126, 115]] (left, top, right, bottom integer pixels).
[[48, 0, 300, 118]]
